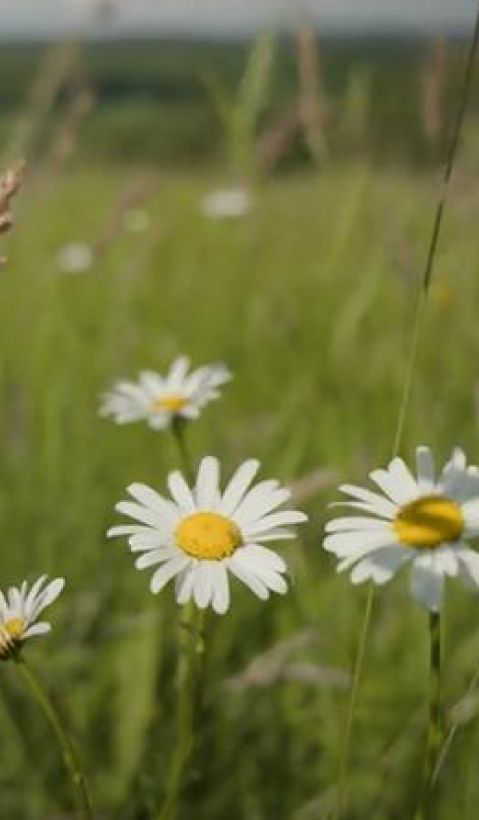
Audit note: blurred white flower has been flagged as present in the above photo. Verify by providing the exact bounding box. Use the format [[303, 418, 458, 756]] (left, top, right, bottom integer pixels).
[[108, 456, 307, 614], [200, 188, 252, 219], [0, 576, 65, 659], [123, 208, 151, 234], [324, 446, 479, 612], [100, 356, 232, 430], [56, 242, 93, 274]]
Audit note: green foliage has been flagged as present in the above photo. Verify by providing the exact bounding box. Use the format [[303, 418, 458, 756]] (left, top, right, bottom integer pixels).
[[0, 36, 476, 167], [202, 33, 275, 176], [0, 143, 479, 817]]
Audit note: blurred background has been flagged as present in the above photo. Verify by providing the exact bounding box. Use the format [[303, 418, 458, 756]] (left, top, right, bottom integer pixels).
[[2, 1, 479, 819]]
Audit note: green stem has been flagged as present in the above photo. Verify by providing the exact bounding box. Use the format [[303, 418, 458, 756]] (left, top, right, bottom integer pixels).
[[432, 660, 479, 785], [171, 417, 194, 483], [14, 655, 93, 820], [333, 10, 479, 816], [158, 603, 206, 820], [417, 613, 442, 819], [334, 584, 374, 819]]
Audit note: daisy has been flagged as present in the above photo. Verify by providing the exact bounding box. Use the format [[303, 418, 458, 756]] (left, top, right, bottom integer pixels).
[[55, 242, 93, 274], [324, 446, 479, 611], [200, 188, 252, 219], [100, 356, 232, 430], [0, 576, 65, 659], [108, 456, 307, 614]]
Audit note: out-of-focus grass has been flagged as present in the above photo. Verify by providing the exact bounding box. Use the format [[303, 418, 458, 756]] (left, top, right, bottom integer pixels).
[[1, 147, 479, 818]]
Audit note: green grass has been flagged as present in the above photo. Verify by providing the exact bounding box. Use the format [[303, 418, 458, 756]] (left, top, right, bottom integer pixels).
[[1, 146, 479, 818]]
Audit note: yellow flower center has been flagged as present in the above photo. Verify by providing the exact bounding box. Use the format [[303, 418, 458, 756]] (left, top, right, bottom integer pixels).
[[394, 495, 463, 549], [175, 512, 242, 560], [4, 617, 25, 639], [152, 394, 188, 413], [0, 617, 25, 658]]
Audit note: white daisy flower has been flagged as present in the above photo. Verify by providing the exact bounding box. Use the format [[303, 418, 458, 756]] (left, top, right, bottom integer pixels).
[[200, 188, 252, 220], [100, 356, 232, 430], [55, 242, 93, 274], [324, 446, 479, 612], [108, 456, 307, 614], [0, 576, 65, 659]]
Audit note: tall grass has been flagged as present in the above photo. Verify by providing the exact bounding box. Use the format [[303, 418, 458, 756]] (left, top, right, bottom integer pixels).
[[1, 148, 479, 816]]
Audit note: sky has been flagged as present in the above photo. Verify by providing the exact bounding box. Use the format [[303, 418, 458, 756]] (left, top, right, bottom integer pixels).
[[0, 0, 476, 37]]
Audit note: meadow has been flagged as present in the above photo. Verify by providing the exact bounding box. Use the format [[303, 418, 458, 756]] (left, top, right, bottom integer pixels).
[[1, 29, 479, 820]]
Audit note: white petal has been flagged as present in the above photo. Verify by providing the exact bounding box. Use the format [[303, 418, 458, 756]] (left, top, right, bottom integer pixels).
[[128, 532, 172, 550], [175, 566, 196, 605], [135, 548, 177, 569], [210, 563, 230, 614], [0, 590, 8, 620], [126, 484, 179, 523], [166, 356, 190, 388], [150, 557, 190, 594], [192, 562, 214, 609], [243, 510, 307, 537], [350, 546, 411, 585], [238, 544, 287, 574], [339, 484, 397, 518], [323, 529, 397, 559], [369, 468, 416, 505], [416, 446, 436, 489], [457, 547, 479, 587], [195, 457, 220, 509], [226, 554, 269, 600], [233, 482, 289, 527], [7, 587, 22, 616], [325, 516, 391, 534], [219, 460, 260, 516], [433, 546, 459, 577], [28, 578, 65, 621], [24, 576, 48, 615], [330, 500, 396, 518], [167, 471, 196, 513], [461, 499, 479, 533], [410, 557, 444, 611], [440, 448, 469, 498], [148, 414, 171, 430], [246, 566, 288, 595], [23, 622, 51, 639], [115, 501, 167, 529], [387, 457, 419, 501], [107, 524, 155, 539], [139, 370, 165, 392]]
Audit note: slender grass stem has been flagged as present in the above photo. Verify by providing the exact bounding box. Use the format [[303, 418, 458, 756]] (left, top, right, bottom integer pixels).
[[334, 584, 374, 818], [432, 659, 479, 785], [333, 10, 479, 816], [171, 417, 194, 483], [158, 603, 206, 820], [426, 614, 442, 785], [416, 613, 442, 820], [14, 655, 92, 820]]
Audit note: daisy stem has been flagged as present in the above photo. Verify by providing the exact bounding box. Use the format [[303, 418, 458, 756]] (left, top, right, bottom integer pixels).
[[159, 603, 206, 820], [14, 654, 93, 820], [171, 418, 194, 483]]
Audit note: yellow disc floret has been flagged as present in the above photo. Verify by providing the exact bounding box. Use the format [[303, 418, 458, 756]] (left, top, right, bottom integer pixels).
[[0, 617, 26, 658], [394, 495, 463, 549], [175, 512, 242, 560], [152, 394, 188, 413]]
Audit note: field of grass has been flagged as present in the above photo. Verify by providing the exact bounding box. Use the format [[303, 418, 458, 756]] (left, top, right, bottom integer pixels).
[[1, 121, 479, 819]]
